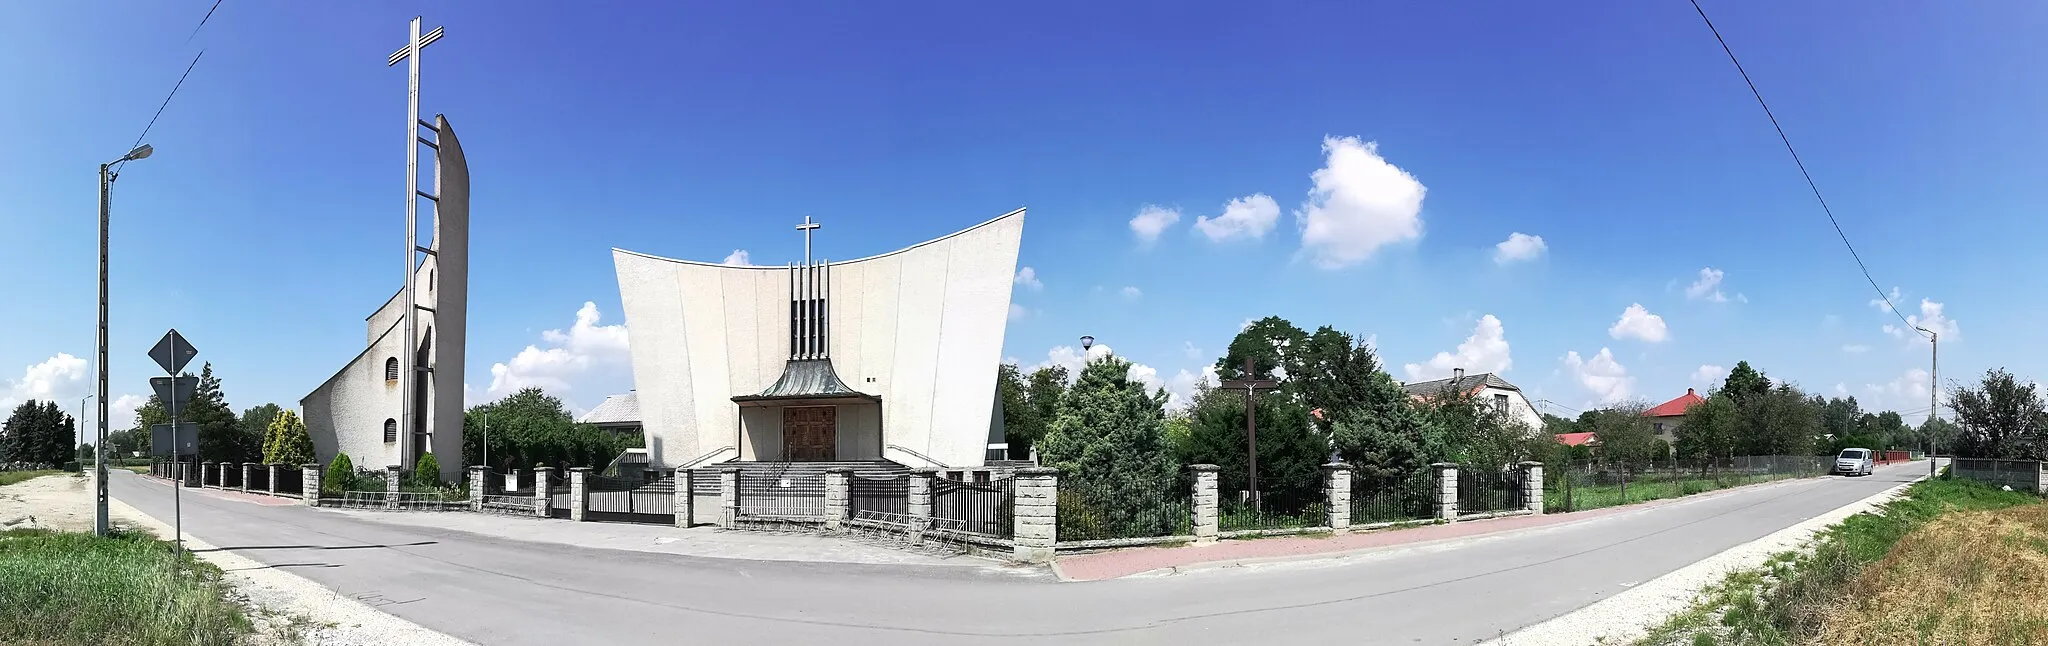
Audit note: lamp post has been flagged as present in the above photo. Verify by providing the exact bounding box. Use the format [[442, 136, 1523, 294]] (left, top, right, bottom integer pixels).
[[1079, 335, 1093, 354], [97, 143, 153, 537], [1916, 327, 1937, 478]]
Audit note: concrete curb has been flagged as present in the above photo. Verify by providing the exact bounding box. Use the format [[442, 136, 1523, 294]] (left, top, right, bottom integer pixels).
[[1069, 473, 1822, 581], [1481, 461, 1936, 646]]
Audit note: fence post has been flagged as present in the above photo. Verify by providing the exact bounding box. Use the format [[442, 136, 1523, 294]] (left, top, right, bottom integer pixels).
[[469, 465, 486, 512], [1323, 463, 1352, 532], [719, 467, 740, 527], [1519, 461, 1544, 514], [384, 465, 401, 509], [200, 462, 212, 487], [1012, 467, 1058, 564], [569, 467, 590, 522], [301, 464, 321, 506], [267, 464, 280, 495], [1190, 464, 1220, 545], [240, 463, 253, 492], [535, 466, 554, 518], [823, 467, 852, 531], [1432, 462, 1459, 521], [908, 469, 936, 545], [673, 469, 695, 528]]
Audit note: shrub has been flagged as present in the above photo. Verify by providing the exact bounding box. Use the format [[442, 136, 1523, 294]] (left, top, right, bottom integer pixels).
[[60, 461, 79, 473], [412, 453, 441, 487], [322, 454, 355, 495]]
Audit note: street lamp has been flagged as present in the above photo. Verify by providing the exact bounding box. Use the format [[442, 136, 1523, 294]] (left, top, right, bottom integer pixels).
[[1915, 326, 1938, 478], [96, 143, 153, 538], [1079, 335, 1094, 353]]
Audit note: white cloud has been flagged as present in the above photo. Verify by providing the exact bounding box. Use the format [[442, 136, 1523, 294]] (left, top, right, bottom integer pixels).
[[1129, 205, 1181, 244], [1008, 303, 1028, 321], [1036, 343, 1116, 377], [1492, 232, 1546, 264], [1869, 286, 1903, 312], [1404, 314, 1512, 382], [1014, 267, 1043, 291], [1685, 268, 1731, 303], [485, 302, 631, 404], [1182, 341, 1204, 360], [1692, 364, 1727, 387], [1833, 383, 1850, 396], [1164, 366, 1218, 410], [1562, 348, 1633, 403], [721, 249, 752, 266], [1121, 286, 1142, 301], [1296, 136, 1427, 269], [108, 394, 147, 431], [1882, 298, 1958, 343], [1, 353, 90, 411], [1865, 369, 1939, 422], [1608, 303, 1669, 343], [1194, 194, 1281, 242], [1841, 344, 1870, 354]]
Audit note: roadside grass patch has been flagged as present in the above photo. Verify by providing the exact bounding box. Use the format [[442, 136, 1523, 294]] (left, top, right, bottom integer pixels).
[[1635, 477, 2043, 646], [1812, 503, 2048, 645], [1555, 473, 1798, 513], [0, 470, 63, 487], [0, 528, 251, 645]]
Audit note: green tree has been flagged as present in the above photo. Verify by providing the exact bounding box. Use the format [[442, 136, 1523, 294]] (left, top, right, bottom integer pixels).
[[1016, 365, 1068, 459], [3, 400, 74, 466], [1585, 403, 1657, 469], [322, 452, 357, 495], [241, 403, 282, 461], [1183, 387, 1326, 509], [1738, 384, 1822, 456], [1721, 361, 1773, 406], [1920, 417, 1961, 455], [1541, 413, 1581, 437], [76, 442, 95, 464], [462, 387, 634, 471], [1040, 355, 1180, 535], [1815, 396, 1862, 441], [1327, 360, 1436, 482], [1947, 368, 2048, 460], [1675, 392, 1739, 460], [185, 364, 253, 464], [1213, 316, 1308, 382], [1418, 384, 1534, 471], [412, 452, 442, 486], [262, 410, 316, 465], [1286, 326, 1394, 431], [104, 427, 146, 457]]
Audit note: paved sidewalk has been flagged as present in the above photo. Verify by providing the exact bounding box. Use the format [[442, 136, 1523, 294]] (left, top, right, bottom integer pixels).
[[1055, 478, 1813, 581], [317, 504, 1007, 568]]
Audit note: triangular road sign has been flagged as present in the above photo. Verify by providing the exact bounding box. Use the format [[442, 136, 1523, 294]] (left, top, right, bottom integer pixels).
[[148, 329, 198, 375], [150, 375, 199, 413]]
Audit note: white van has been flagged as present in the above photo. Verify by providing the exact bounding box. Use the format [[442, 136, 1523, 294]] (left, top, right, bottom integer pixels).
[[1833, 448, 1874, 476]]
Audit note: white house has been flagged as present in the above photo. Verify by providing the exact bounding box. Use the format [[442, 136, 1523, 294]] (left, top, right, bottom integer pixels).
[[1400, 369, 1546, 432]]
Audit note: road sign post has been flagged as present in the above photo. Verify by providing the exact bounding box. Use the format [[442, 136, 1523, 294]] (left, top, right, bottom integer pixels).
[[148, 330, 198, 555]]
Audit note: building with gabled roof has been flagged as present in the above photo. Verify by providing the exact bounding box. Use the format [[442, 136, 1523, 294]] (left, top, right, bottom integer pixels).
[[1400, 368, 1546, 432], [1643, 387, 1707, 443]]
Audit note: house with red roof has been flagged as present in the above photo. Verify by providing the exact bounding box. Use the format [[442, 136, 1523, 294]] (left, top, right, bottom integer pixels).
[[1554, 431, 1599, 450], [1642, 387, 1707, 443]]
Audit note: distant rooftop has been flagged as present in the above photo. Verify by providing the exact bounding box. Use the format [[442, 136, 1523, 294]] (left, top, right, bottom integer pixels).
[[1400, 372, 1519, 398], [1644, 388, 1707, 418], [579, 392, 640, 425]]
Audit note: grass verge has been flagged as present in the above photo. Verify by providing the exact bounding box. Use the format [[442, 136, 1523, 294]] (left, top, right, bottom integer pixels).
[[0, 470, 63, 487], [1551, 472, 1808, 513], [0, 528, 251, 645], [1635, 477, 2044, 646]]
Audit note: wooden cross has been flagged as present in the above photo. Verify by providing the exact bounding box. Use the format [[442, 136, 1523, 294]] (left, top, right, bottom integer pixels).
[[1218, 357, 1280, 511]]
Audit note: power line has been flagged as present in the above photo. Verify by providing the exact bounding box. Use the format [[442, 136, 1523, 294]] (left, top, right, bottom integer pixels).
[[185, 0, 225, 44], [110, 50, 202, 181], [1685, 0, 1927, 339]]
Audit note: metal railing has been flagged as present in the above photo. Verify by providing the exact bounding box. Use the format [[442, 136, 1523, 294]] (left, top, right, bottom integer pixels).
[[1457, 465, 1518, 515], [729, 470, 825, 531], [586, 475, 675, 524], [1218, 496, 1325, 533], [850, 473, 909, 518], [1351, 471, 1436, 525], [1056, 476, 1192, 542], [331, 490, 467, 511], [932, 474, 1013, 538]]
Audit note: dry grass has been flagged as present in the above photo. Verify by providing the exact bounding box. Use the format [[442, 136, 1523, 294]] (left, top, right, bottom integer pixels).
[[1812, 504, 2048, 645]]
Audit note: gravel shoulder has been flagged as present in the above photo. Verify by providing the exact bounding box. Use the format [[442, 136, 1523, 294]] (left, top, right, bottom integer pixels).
[[3, 471, 471, 646]]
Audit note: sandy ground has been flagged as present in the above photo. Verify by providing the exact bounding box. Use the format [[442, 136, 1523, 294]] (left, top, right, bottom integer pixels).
[[1, 472, 470, 646]]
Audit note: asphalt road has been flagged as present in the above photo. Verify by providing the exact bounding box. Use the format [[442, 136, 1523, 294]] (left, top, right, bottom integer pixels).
[[110, 462, 1927, 645]]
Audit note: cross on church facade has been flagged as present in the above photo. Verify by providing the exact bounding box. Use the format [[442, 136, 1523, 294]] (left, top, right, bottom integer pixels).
[[797, 216, 820, 265], [389, 16, 445, 464], [1218, 357, 1280, 512]]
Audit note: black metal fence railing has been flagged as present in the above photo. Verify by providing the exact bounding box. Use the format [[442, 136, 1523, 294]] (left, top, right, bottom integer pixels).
[[850, 473, 909, 518], [246, 467, 269, 492], [933, 474, 1013, 538], [222, 466, 243, 489], [1057, 476, 1191, 542], [585, 474, 674, 525], [274, 468, 303, 496], [733, 470, 825, 531], [485, 470, 537, 497], [1544, 455, 1830, 513], [1457, 465, 1518, 515], [1218, 495, 1326, 533], [1351, 471, 1436, 525]]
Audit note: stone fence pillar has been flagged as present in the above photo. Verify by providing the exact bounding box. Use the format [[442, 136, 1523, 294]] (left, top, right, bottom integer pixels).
[[823, 467, 852, 531], [1190, 464, 1219, 544], [908, 469, 936, 544], [1323, 463, 1352, 532], [385, 465, 401, 509], [201, 462, 214, 487], [240, 463, 253, 492], [1012, 467, 1058, 564], [469, 465, 487, 512], [1518, 462, 1544, 514], [673, 469, 695, 528], [568, 467, 590, 522], [534, 466, 554, 518], [302, 464, 322, 505], [719, 468, 740, 527], [266, 464, 280, 495], [1432, 462, 1459, 521]]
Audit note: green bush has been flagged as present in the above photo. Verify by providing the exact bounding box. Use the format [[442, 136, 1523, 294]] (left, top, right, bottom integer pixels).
[[321, 454, 355, 495], [412, 453, 441, 487]]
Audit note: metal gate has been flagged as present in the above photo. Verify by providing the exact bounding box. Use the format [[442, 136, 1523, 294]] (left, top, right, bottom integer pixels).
[[932, 475, 1014, 539], [586, 474, 675, 525], [849, 473, 909, 518], [732, 469, 825, 531]]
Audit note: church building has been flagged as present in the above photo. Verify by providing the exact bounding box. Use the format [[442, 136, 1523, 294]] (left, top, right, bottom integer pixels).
[[611, 209, 1024, 471]]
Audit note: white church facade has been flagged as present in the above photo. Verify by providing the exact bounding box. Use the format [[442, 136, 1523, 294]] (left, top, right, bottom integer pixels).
[[612, 209, 1024, 471]]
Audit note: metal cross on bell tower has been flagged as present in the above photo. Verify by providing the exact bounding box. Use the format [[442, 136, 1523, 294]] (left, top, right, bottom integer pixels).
[[797, 215, 821, 265], [390, 16, 445, 467]]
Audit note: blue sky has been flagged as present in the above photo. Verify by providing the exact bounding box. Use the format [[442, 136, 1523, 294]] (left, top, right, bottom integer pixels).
[[5, 2, 2045, 435]]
